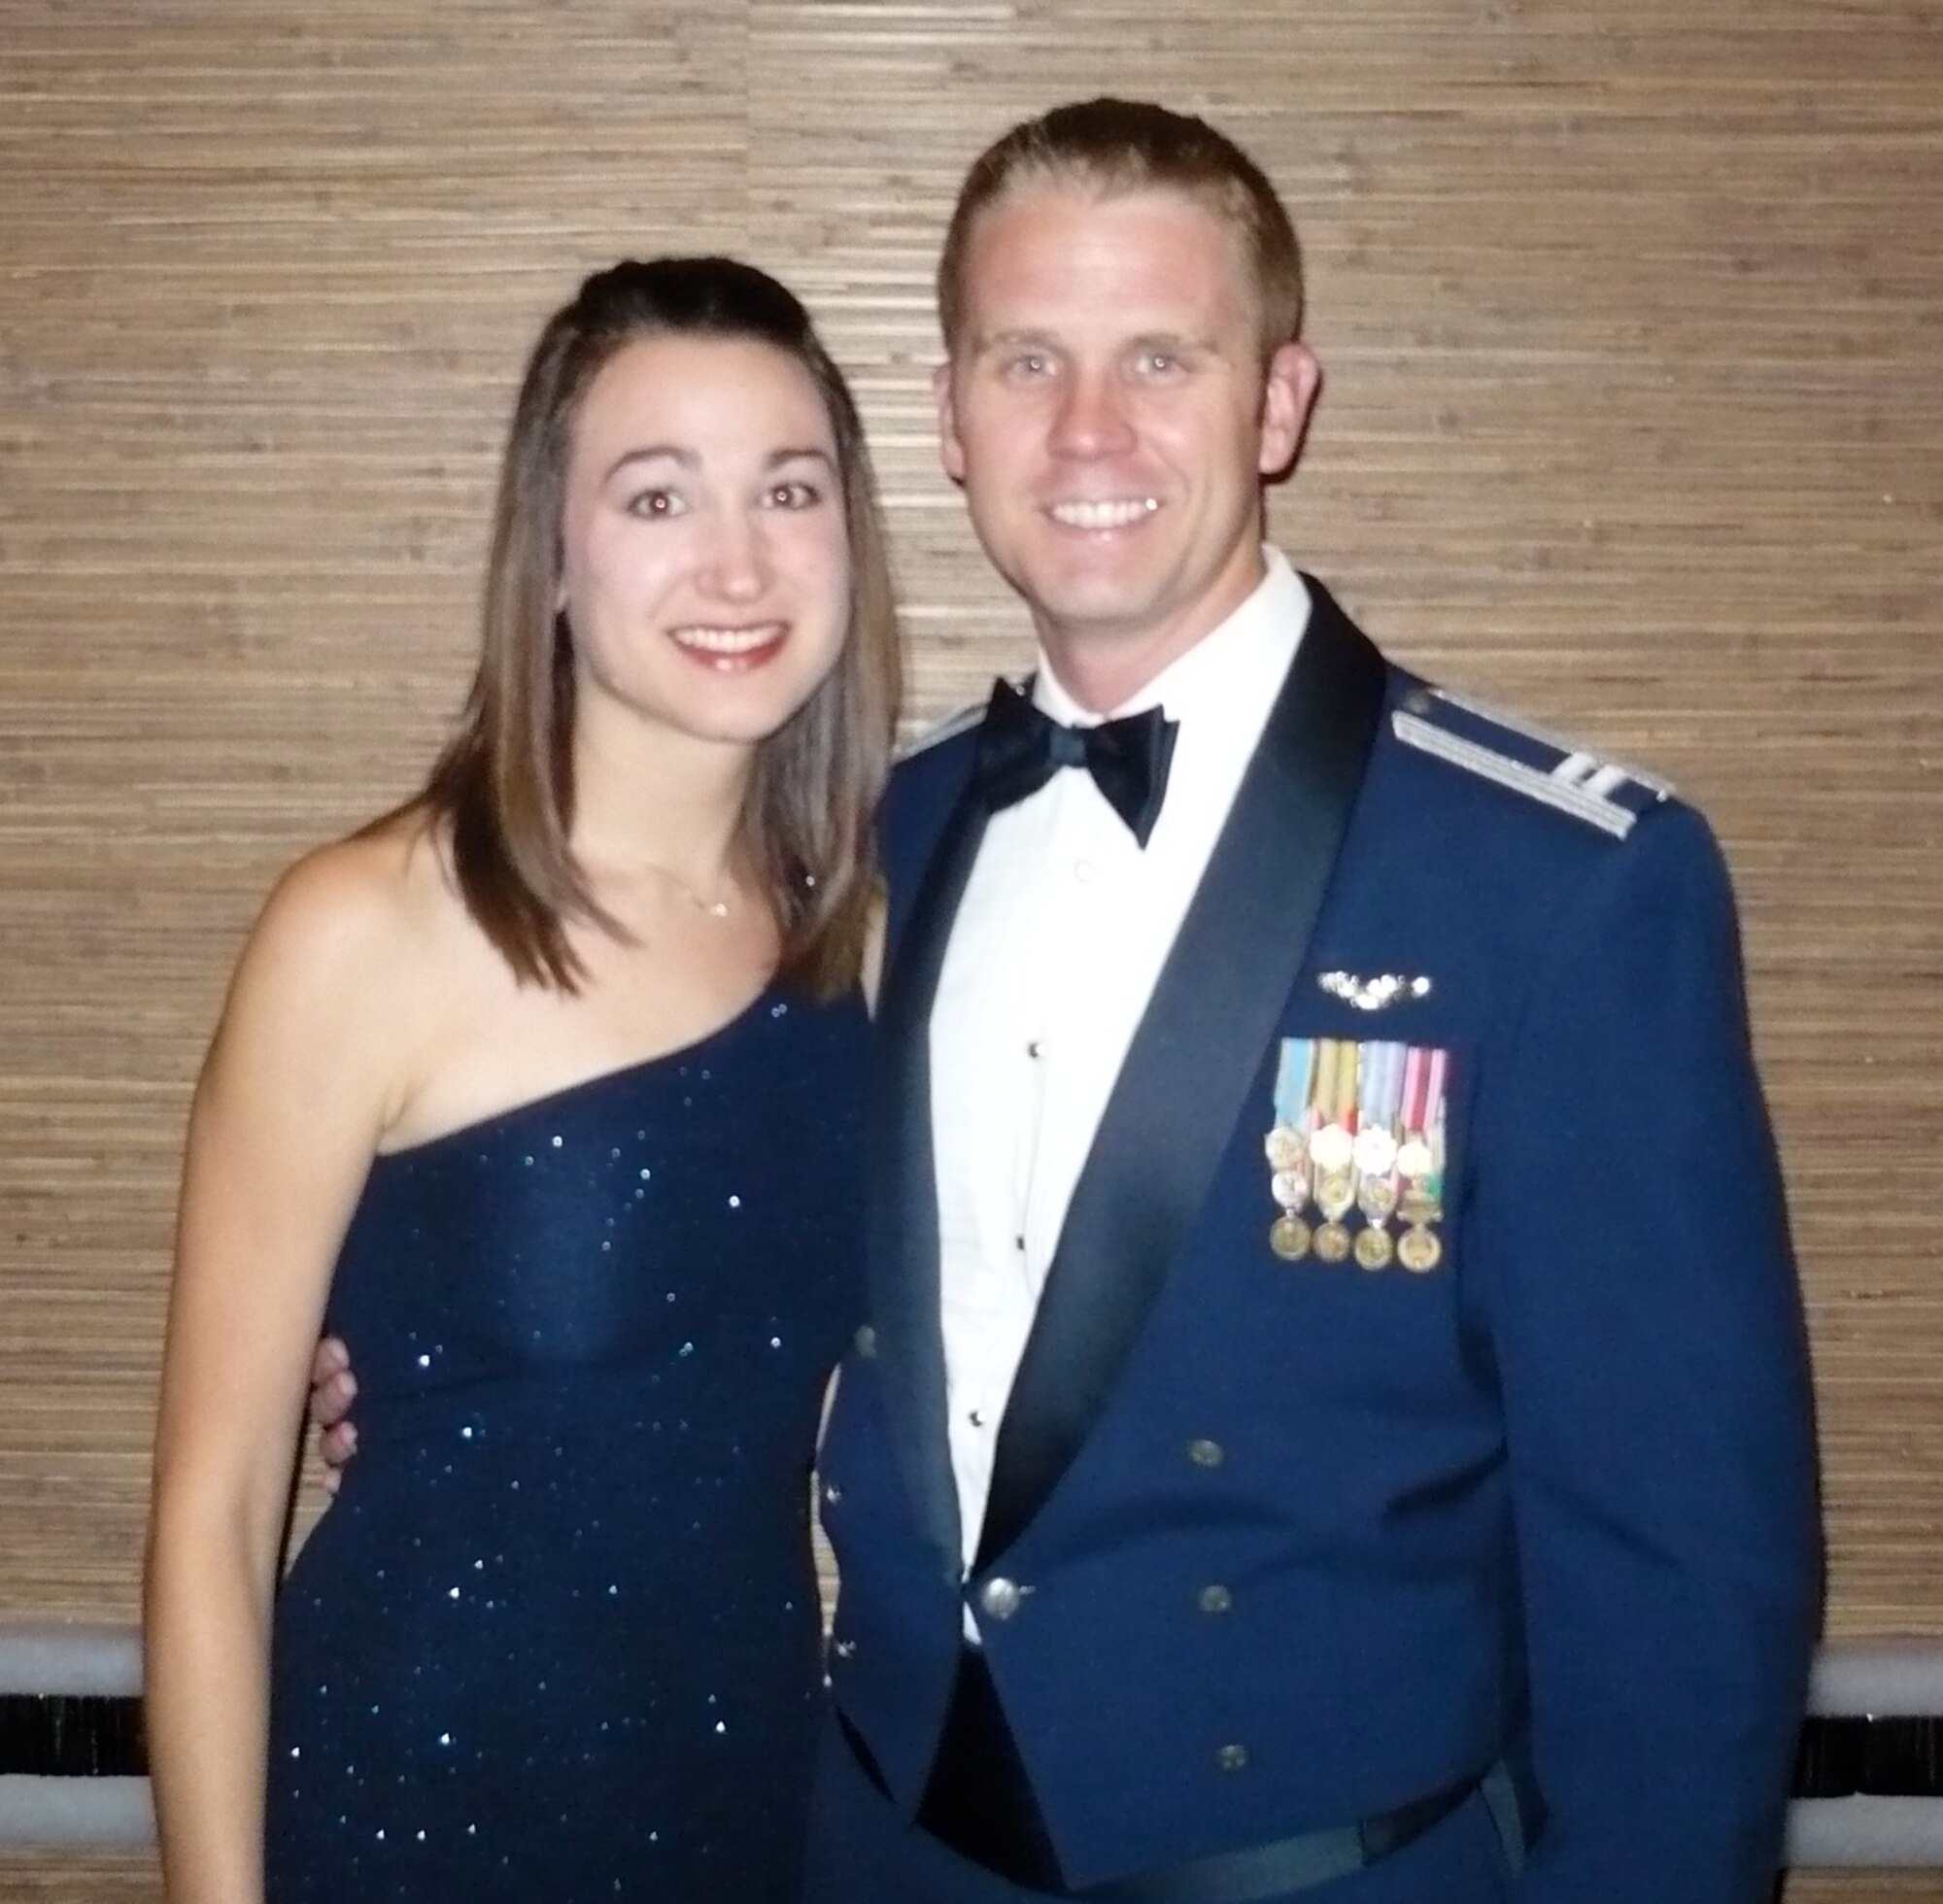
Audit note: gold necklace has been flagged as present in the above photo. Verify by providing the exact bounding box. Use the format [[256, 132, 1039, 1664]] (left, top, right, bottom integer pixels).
[[639, 862, 733, 919]]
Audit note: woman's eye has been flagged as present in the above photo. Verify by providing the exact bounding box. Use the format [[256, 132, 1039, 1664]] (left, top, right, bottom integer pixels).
[[767, 480, 824, 510], [625, 488, 685, 518]]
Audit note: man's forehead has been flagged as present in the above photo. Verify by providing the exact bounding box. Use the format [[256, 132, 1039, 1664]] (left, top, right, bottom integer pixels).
[[964, 176, 1232, 253], [955, 181, 1255, 336]]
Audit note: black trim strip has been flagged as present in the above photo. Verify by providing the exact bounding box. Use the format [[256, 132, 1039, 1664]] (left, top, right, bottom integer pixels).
[[1794, 1716, 1943, 1798], [0, 1694, 148, 1776], [0, 1698, 1940, 1798]]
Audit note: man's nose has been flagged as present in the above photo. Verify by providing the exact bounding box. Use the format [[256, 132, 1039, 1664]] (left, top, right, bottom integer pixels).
[[1048, 367, 1136, 459]]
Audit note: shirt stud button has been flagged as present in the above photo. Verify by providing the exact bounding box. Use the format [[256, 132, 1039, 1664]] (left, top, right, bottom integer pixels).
[[978, 1576, 1025, 1620]]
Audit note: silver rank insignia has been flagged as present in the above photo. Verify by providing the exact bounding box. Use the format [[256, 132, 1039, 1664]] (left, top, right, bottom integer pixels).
[[1391, 684, 1672, 840]]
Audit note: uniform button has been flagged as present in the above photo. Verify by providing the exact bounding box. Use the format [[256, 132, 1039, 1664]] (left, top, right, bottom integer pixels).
[[1215, 1743, 1250, 1772], [1187, 1438, 1225, 1469], [1074, 859, 1095, 883], [1197, 1583, 1233, 1615], [822, 1483, 842, 1505], [854, 1324, 878, 1359], [833, 1638, 857, 1659], [978, 1576, 1025, 1621], [1403, 687, 1434, 717]]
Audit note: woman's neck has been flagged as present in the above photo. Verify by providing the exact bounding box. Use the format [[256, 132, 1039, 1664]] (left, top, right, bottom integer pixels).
[[568, 715, 753, 896]]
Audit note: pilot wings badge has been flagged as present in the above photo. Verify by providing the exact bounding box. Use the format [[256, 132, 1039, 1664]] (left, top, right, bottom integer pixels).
[[1315, 970, 1433, 1012]]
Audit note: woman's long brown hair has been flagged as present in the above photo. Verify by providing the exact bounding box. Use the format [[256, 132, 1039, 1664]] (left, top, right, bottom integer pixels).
[[415, 256, 901, 994]]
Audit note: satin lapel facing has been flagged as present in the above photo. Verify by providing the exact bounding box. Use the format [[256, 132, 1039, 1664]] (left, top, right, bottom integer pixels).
[[867, 780, 989, 1575], [976, 585, 1389, 1570]]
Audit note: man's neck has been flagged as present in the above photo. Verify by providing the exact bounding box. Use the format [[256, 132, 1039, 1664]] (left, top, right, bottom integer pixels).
[[1036, 551, 1272, 715]]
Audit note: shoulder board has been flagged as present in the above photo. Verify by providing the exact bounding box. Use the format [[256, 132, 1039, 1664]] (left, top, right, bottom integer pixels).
[[1391, 684, 1672, 840], [895, 695, 990, 764]]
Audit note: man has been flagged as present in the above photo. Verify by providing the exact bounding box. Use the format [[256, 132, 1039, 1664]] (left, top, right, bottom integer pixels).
[[804, 98, 1819, 1902]]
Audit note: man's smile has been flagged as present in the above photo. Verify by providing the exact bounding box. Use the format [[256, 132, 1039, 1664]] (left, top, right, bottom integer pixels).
[[1045, 496, 1162, 530]]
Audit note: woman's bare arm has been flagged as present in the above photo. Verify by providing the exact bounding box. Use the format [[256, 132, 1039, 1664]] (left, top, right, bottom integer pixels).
[[144, 846, 404, 1904]]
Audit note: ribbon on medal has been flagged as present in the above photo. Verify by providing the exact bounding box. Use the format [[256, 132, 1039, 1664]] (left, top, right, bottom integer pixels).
[[1394, 1045, 1449, 1273], [1264, 1037, 1316, 1260], [1310, 1037, 1358, 1263]]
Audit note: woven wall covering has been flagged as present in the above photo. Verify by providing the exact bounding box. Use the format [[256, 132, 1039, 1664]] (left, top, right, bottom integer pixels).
[[2, 4, 1938, 1893]]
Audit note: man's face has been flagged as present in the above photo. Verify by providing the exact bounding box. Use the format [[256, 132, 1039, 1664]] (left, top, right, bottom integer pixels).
[[937, 183, 1317, 705]]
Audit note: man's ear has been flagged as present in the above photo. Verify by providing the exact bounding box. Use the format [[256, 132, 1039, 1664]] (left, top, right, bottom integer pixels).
[[1258, 341, 1321, 480], [934, 358, 967, 485]]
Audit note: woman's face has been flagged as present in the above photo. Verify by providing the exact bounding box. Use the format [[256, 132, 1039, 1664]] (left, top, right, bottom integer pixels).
[[557, 332, 852, 754]]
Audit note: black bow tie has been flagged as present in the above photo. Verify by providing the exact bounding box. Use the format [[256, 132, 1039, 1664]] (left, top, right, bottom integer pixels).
[[972, 676, 1179, 848]]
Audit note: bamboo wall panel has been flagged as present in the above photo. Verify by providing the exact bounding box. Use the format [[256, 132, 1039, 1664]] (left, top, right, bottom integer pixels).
[[1, 2, 1938, 1897], [0, 1853, 156, 1903]]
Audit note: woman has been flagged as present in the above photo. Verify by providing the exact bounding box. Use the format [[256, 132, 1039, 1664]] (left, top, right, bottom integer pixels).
[[144, 257, 900, 1903]]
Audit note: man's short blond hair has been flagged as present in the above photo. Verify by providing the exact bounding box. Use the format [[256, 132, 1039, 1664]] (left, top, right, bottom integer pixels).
[[937, 97, 1304, 359]]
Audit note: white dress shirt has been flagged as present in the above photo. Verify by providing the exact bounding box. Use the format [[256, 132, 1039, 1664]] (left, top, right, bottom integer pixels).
[[930, 549, 1312, 1609]]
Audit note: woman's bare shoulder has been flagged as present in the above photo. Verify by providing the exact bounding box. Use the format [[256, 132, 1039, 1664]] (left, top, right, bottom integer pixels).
[[219, 809, 461, 1055], [257, 810, 452, 956]]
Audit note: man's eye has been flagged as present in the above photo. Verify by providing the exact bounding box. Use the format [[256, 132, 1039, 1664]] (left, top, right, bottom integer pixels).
[[1004, 353, 1050, 380], [625, 488, 684, 518], [1140, 350, 1181, 375]]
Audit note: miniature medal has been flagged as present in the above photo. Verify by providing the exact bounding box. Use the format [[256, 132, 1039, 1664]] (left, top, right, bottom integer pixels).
[[1312, 1220, 1353, 1263], [1351, 1041, 1406, 1247], [1394, 1044, 1449, 1274], [1354, 1224, 1396, 1271], [1270, 1213, 1313, 1261], [1397, 1226, 1443, 1274], [1264, 1037, 1317, 1260]]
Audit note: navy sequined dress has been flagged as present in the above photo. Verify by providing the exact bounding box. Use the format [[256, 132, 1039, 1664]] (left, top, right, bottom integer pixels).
[[264, 987, 865, 1902]]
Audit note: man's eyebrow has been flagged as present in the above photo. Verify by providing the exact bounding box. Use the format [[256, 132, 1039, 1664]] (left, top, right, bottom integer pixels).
[[971, 327, 1222, 357], [1128, 329, 1218, 355], [973, 327, 1061, 355]]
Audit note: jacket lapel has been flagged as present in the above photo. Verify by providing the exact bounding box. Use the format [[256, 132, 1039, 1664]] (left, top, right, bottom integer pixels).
[[976, 583, 1388, 1569], [868, 776, 988, 1575]]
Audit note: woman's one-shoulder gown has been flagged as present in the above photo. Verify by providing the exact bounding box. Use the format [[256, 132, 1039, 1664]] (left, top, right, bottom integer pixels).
[[264, 987, 864, 1901]]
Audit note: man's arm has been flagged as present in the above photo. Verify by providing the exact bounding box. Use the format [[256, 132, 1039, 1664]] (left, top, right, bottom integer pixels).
[[1473, 801, 1821, 1901], [308, 1335, 358, 1489]]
